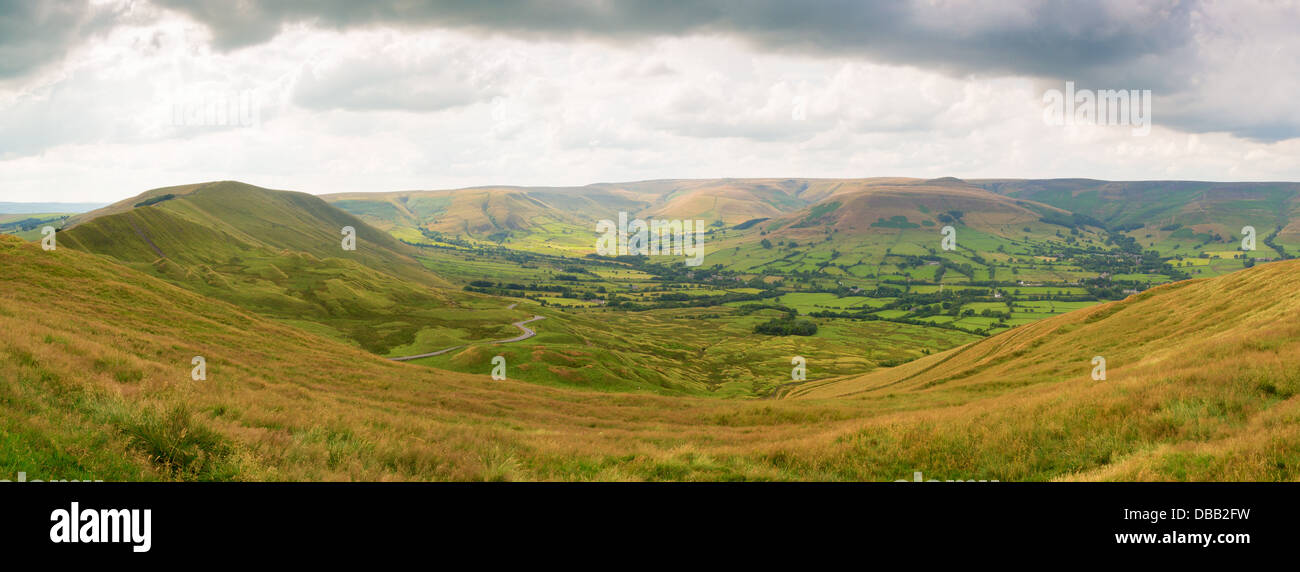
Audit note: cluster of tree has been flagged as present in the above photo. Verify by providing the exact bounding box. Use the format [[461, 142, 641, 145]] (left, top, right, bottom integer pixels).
[[134, 193, 176, 208], [753, 317, 818, 336], [1263, 226, 1292, 259], [935, 210, 965, 224]]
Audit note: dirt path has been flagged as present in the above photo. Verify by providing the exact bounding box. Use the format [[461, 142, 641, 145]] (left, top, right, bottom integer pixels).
[[388, 315, 545, 362]]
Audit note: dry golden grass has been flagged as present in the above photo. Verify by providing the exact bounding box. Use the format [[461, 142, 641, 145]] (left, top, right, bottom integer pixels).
[[2, 233, 1298, 481]]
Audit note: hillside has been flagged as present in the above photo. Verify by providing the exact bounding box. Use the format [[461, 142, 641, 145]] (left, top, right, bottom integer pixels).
[[974, 179, 1300, 257], [56, 182, 464, 354], [3, 233, 1298, 481], [783, 258, 1300, 480], [63, 181, 437, 284], [755, 178, 1073, 236]]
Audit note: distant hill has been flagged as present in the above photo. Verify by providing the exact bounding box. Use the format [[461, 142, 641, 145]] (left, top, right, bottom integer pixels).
[[320, 176, 1300, 289], [757, 178, 1074, 237], [973, 178, 1300, 256], [323, 176, 1300, 249], [322, 178, 908, 253], [323, 186, 601, 237]]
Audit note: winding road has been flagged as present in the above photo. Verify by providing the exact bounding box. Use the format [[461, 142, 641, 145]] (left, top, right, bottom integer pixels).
[[388, 314, 545, 362]]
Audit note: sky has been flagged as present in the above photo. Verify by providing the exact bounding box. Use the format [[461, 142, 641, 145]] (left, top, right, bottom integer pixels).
[[1, 0, 1299, 203]]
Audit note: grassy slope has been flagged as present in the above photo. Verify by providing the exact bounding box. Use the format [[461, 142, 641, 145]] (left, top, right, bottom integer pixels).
[[0, 233, 937, 481], [4, 233, 1298, 481], [974, 178, 1300, 254], [786, 258, 1300, 480]]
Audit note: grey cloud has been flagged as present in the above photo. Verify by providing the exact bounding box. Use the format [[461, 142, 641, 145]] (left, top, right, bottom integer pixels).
[[161, 0, 1299, 139], [0, 0, 128, 78], [151, 0, 1194, 83]]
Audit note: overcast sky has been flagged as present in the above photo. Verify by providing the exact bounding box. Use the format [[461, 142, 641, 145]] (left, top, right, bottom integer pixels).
[[2, 0, 1299, 202]]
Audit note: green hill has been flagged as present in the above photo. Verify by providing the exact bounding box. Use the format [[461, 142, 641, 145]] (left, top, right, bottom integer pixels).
[[58, 181, 463, 354], [974, 179, 1300, 258]]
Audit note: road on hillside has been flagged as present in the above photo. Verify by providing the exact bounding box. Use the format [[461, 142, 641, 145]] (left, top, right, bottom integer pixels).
[[490, 315, 545, 344], [388, 315, 545, 362]]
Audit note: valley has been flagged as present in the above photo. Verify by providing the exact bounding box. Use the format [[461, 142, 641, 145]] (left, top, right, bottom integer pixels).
[[2, 176, 1298, 481], [321, 177, 1299, 395]]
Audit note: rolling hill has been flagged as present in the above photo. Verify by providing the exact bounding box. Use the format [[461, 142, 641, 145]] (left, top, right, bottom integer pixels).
[[321, 179, 837, 253], [329, 177, 1297, 273]]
